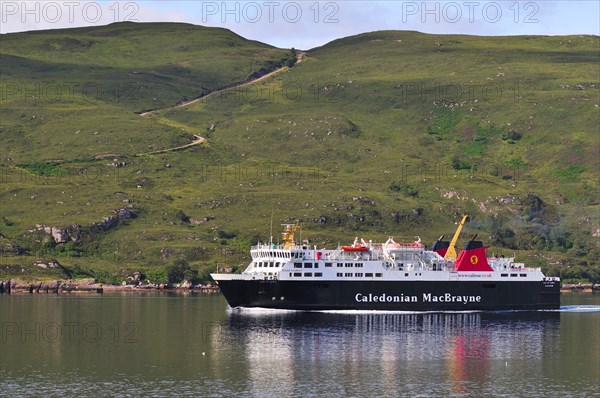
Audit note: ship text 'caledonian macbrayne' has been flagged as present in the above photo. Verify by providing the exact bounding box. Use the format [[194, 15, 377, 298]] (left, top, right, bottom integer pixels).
[[211, 218, 560, 311], [354, 293, 482, 304]]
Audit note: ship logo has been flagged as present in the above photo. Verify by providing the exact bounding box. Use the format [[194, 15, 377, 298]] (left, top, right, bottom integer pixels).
[[470, 255, 479, 265]]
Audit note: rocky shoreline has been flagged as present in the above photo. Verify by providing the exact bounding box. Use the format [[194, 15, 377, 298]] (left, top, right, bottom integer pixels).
[[1, 279, 597, 295], [0, 279, 220, 294], [560, 283, 599, 293]]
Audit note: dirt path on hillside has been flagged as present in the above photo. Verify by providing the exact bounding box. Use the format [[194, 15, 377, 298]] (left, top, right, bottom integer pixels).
[[139, 52, 304, 117], [136, 134, 205, 156], [134, 52, 304, 156]]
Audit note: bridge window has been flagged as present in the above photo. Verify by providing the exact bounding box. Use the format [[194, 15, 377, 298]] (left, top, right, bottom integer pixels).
[[325, 262, 332, 267], [294, 262, 302, 268]]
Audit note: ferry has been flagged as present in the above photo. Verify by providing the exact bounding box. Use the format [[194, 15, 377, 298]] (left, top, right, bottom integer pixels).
[[211, 217, 561, 311]]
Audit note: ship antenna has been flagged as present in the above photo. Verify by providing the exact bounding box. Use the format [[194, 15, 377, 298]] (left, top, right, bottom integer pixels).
[[269, 208, 274, 245]]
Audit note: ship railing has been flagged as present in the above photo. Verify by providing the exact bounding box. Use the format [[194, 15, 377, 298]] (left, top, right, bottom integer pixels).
[[489, 264, 543, 273], [386, 251, 431, 266]]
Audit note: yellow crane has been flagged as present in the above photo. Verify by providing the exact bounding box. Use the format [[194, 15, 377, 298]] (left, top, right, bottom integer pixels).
[[444, 215, 469, 260]]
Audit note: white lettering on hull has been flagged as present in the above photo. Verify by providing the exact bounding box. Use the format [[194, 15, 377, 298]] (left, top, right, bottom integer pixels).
[[354, 293, 417, 303], [354, 293, 482, 304], [422, 293, 481, 304]]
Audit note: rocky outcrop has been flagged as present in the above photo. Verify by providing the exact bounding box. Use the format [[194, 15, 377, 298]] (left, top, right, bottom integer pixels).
[[189, 216, 215, 225], [37, 208, 135, 242], [0, 280, 102, 294], [92, 207, 134, 232], [51, 227, 69, 243], [561, 283, 596, 292], [36, 224, 80, 243], [34, 260, 61, 269], [123, 272, 143, 286]]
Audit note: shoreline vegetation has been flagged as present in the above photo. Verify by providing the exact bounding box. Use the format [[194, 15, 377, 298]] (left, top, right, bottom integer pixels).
[[0, 279, 597, 295], [0, 279, 220, 295]]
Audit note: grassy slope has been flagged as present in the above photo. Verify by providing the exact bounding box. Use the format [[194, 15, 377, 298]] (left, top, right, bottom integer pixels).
[[0, 22, 290, 161], [1, 25, 598, 283]]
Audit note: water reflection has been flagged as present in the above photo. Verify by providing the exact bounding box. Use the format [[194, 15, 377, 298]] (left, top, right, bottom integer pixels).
[[208, 310, 563, 397], [1, 294, 597, 397]]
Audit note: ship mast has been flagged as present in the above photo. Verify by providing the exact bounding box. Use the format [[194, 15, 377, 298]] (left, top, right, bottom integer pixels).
[[281, 224, 298, 249], [269, 209, 274, 245]]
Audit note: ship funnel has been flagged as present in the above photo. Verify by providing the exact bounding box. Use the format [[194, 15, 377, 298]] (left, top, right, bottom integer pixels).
[[454, 239, 493, 272], [432, 238, 450, 257]]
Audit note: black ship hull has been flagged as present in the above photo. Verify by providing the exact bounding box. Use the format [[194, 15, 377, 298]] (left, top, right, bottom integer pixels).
[[215, 279, 561, 311]]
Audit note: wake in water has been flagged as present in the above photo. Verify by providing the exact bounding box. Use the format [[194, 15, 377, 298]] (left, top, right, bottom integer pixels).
[[228, 305, 600, 314], [554, 305, 600, 313]]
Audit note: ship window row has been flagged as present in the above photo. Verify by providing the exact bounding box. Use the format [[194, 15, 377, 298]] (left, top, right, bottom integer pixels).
[[500, 273, 529, 277], [336, 272, 382, 278], [257, 251, 291, 259], [255, 262, 282, 268], [290, 272, 323, 277], [293, 262, 319, 268], [336, 262, 364, 268]]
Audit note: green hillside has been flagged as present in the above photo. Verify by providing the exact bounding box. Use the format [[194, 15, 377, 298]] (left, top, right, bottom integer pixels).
[[1, 23, 598, 284]]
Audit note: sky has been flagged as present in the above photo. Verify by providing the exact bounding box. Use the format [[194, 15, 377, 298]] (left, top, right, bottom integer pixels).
[[1, 1, 599, 49]]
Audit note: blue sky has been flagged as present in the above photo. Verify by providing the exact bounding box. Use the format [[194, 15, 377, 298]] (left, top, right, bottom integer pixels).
[[1, 1, 598, 49]]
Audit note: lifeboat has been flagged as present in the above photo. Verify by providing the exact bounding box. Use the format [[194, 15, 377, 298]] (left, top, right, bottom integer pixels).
[[341, 245, 370, 252], [342, 237, 371, 252]]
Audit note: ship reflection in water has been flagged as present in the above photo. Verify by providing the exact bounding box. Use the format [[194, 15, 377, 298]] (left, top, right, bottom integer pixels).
[[208, 310, 567, 397], [1, 295, 597, 397]]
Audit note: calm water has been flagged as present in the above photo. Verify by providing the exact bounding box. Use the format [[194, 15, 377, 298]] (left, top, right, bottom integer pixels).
[[1, 293, 598, 397]]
